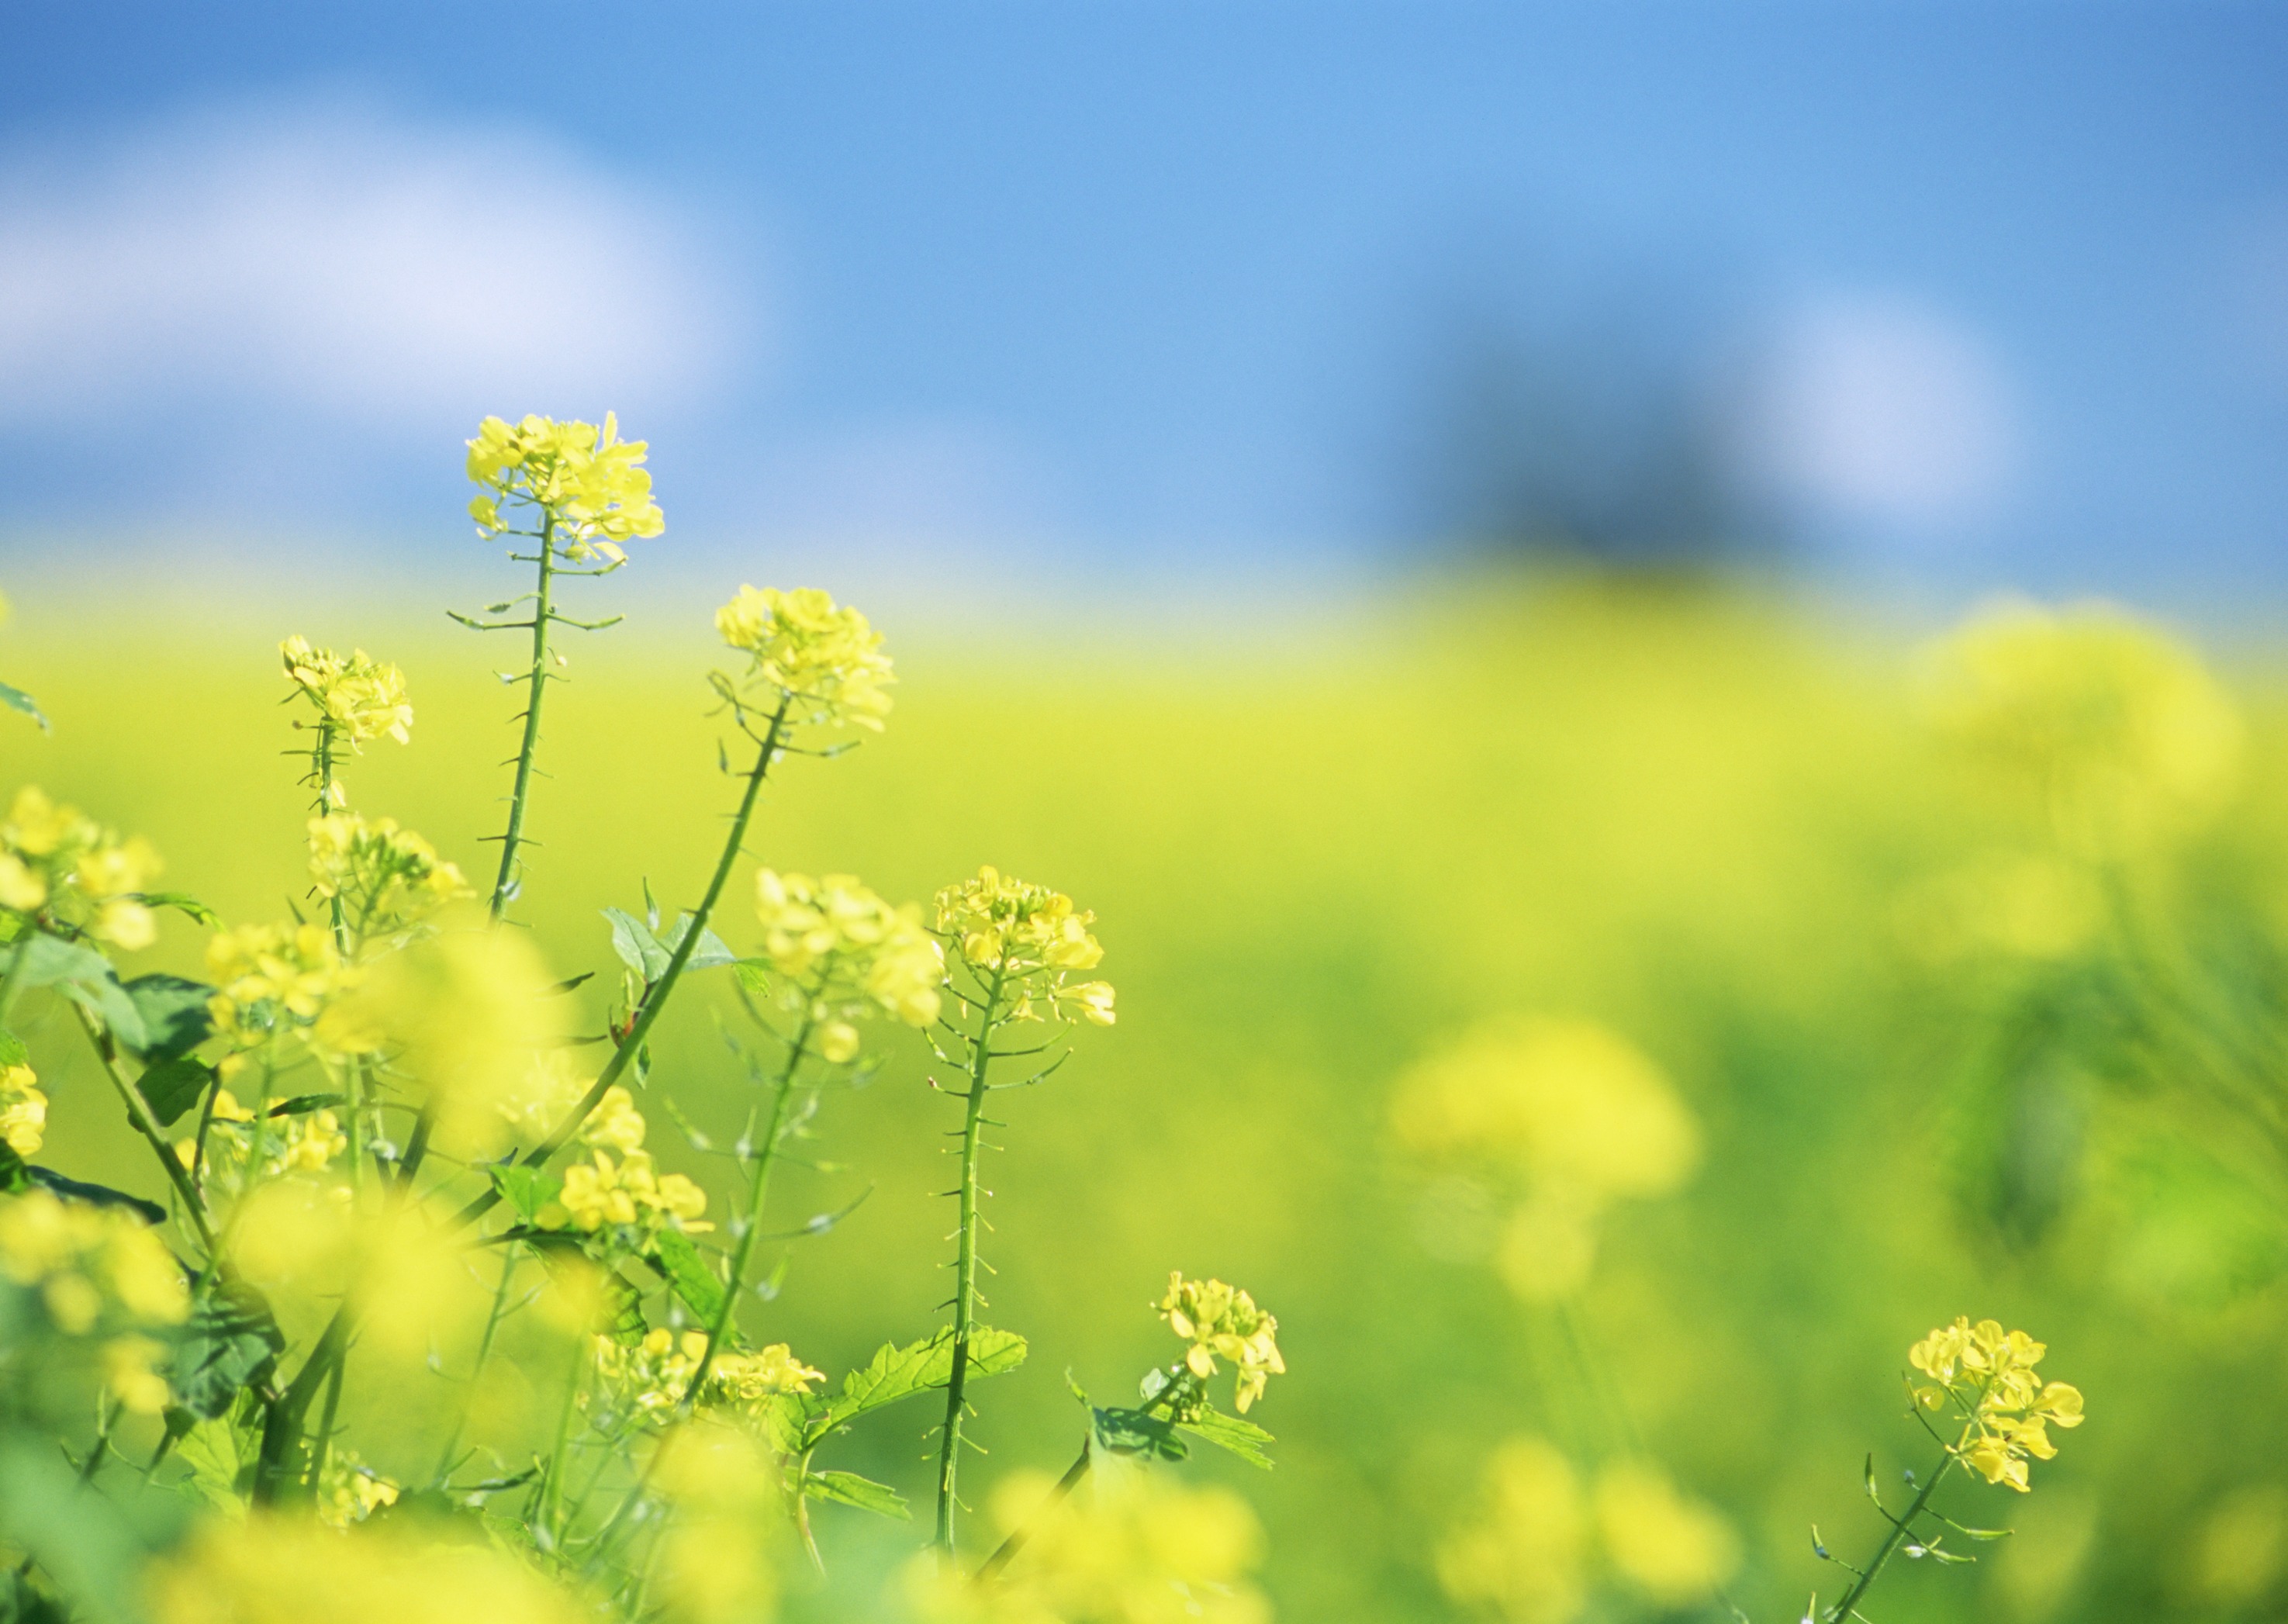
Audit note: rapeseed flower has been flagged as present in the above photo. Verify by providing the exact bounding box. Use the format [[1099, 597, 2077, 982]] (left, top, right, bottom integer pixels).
[[1910, 1315, 2085, 1492], [281, 638, 413, 751], [752, 868, 945, 1033], [0, 1062, 46, 1156], [1158, 1273, 1285, 1414], [0, 1188, 188, 1414], [1436, 1437, 1588, 1624], [717, 585, 894, 731], [306, 813, 470, 938], [591, 1329, 821, 1418], [541, 1149, 710, 1240], [1590, 1462, 1739, 1605], [146, 1516, 581, 1624], [935, 866, 1115, 1026], [0, 786, 162, 949], [466, 413, 664, 561]]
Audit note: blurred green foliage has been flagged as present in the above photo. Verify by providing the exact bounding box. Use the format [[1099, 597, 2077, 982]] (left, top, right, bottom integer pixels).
[[5, 575, 2285, 1622]]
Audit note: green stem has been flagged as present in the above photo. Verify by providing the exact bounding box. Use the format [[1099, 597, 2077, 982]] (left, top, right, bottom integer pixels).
[[431, 1246, 521, 1486], [0, 939, 32, 1030], [680, 1011, 814, 1408], [974, 1436, 1090, 1582], [71, 1004, 216, 1256], [540, 1332, 589, 1550], [935, 966, 1007, 1559], [1825, 1446, 1954, 1623], [489, 511, 559, 921], [263, 700, 794, 1501]]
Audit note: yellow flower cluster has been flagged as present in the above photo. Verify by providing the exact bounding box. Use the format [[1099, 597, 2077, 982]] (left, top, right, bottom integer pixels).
[[466, 413, 664, 563], [934, 866, 1116, 1026], [175, 1092, 348, 1185], [716, 585, 894, 731], [0, 1061, 46, 1156], [0, 1189, 189, 1412], [147, 1515, 581, 1624], [539, 1149, 709, 1239], [307, 813, 471, 937], [752, 869, 945, 1046], [592, 1329, 822, 1418], [1923, 600, 2242, 860], [1158, 1273, 1285, 1414], [205, 921, 371, 1063], [280, 637, 414, 762], [316, 1453, 401, 1530], [0, 786, 163, 949], [1910, 1316, 2085, 1492], [1437, 1437, 1739, 1623], [922, 1472, 1270, 1624], [1391, 1018, 1699, 1301]]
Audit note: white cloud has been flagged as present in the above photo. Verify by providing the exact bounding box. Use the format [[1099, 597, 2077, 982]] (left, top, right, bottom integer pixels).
[[1736, 293, 2020, 530], [0, 96, 752, 426]]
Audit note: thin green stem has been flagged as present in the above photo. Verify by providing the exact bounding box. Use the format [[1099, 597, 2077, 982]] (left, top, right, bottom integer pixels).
[[1825, 1446, 1954, 1623], [975, 1436, 1090, 1582], [679, 1011, 814, 1408], [540, 1332, 589, 1550], [489, 509, 559, 921], [430, 1247, 523, 1486], [0, 939, 32, 1030], [71, 1004, 215, 1256], [935, 966, 1007, 1559]]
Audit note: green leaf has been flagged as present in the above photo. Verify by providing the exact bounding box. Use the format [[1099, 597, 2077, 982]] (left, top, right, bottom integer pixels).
[[0, 1031, 26, 1069], [487, 1163, 565, 1224], [603, 907, 672, 982], [1093, 1405, 1187, 1461], [7, 935, 113, 992], [648, 1227, 727, 1325], [1175, 1405, 1277, 1470], [824, 1326, 1028, 1429], [754, 1391, 810, 1456], [661, 914, 738, 973], [173, 1411, 255, 1512], [135, 1056, 213, 1129], [56, 976, 148, 1052], [803, 1469, 911, 1519], [26, 1169, 162, 1224], [170, 1279, 285, 1420], [137, 893, 219, 929], [122, 974, 216, 1062], [0, 680, 48, 733], [265, 1093, 346, 1118], [734, 962, 769, 1000], [0, 1145, 30, 1196]]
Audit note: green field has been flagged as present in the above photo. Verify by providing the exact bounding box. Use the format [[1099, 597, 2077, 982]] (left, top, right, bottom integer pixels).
[[5, 575, 2283, 1622]]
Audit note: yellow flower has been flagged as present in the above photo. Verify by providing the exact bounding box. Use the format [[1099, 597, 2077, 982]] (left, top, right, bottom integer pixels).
[[0, 853, 43, 911], [0, 787, 163, 945], [1909, 1315, 2085, 1493], [716, 585, 894, 731], [280, 637, 414, 757], [590, 1329, 820, 1418], [1922, 599, 2242, 859], [466, 412, 664, 553], [2, 786, 88, 859], [1158, 1272, 1286, 1414], [543, 1149, 710, 1239], [934, 866, 1115, 1029], [0, 1189, 189, 1339], [306, 813, 471, 936], [1436, 1436, 1588, 1624], [147, 1515, 583, 1624], [752, 869, 945, 1038], [0, 1063, 46, 1156], [101, 1333, 171, 1414], [206, 921, 365, 1058], [581, 1084, 648, 1156], [1592, 1462, 1740, 1605]]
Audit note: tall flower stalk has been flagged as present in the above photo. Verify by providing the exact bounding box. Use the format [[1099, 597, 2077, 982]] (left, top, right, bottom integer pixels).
[[456, 413, 663, 921], [926, 866, 1116, 1558]]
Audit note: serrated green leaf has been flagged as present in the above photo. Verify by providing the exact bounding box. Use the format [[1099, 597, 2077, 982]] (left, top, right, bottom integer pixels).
[[487, 1163, 565, 1222], [170, 1280, 285, 1420], [648, 1227, 727, 1325], [0, 680, 48, 733], [603, 908, 672, 982], [1175, 1405, 1276, 1469], [754, 1391, 810, 1456], [660, 914, 738, 973], [122, 974, 216, 1062], [173, 1411, 254, 1512], [824, 1326, 1027, 1429], [135, 1056, 213, 1129], [804, 1469, 911, 1519]]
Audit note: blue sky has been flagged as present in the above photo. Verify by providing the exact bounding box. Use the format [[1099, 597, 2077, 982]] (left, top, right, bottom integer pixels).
[[3, 1, 2284, 607]]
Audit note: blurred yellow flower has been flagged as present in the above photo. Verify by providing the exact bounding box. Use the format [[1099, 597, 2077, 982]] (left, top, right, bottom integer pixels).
[[717, 584, 894, 731], [1591, 1462, 1740, 1606], [0, 1062, 46, 1156], [0, 1188, 188, 1412], [921, 1470, 1270, 1624], [0, 786, 162, 947], [543, 1149, 710, 1238], [591, 1329, 821, 1418], [147, 1515, 581, 1624], [206, 920, 368, 1064], [306, 813, 471, 938], [1437, 1436, 1587, 1624], [752, 868, 945, 1030], [1922, 599, 2242, 859]]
